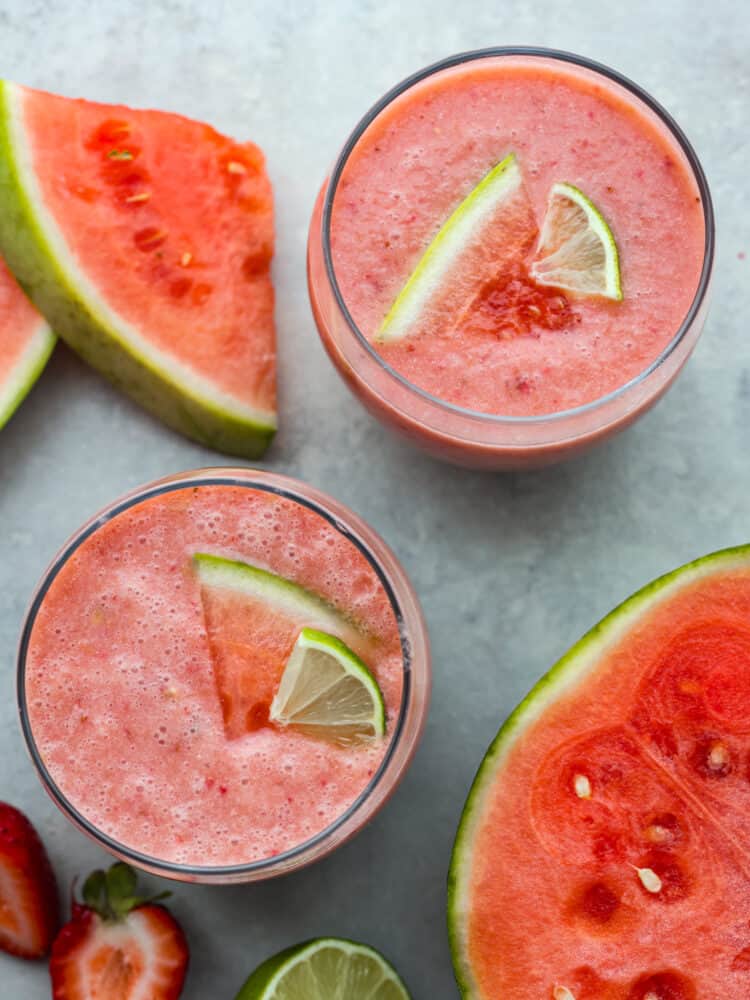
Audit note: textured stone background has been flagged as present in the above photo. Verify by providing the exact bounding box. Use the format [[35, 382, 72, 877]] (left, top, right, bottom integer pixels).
[[0, 0, 747, 995]]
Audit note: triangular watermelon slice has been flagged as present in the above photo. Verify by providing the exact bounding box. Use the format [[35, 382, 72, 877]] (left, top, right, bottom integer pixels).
[[450, 545, 750, 1000], [0, 83, 276, 457], [194, 554, 364, 741], [0, 256, 54, 430], [376, 153, 539, 344]]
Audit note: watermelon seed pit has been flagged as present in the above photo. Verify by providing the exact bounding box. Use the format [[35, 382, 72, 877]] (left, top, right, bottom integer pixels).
[[643, 812, 681, 847], [580, 881, 620, 922], [134, 228, 168, 252], [646, 824, 671, 844], [679, 679, 701, 694], [553, 988, 575, 1000], [692, 736, 732, 777], [107, 149, 134, 161], [91, 119, 131, 144]]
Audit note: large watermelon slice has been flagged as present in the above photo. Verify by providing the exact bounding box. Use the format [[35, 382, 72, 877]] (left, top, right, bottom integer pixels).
[[449, 546, 750, 1000], [0, 83, 276, 457], [0, 255, 54, 430]]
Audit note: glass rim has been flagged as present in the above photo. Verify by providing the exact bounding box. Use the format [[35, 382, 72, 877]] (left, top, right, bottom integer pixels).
[[320, 45, 716, 427], [17, 468, 422, 880]]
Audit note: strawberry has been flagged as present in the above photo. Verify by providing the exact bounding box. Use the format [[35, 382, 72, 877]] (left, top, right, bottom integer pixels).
[[0, 802, 59, 958], [50, 862, 189, 999]]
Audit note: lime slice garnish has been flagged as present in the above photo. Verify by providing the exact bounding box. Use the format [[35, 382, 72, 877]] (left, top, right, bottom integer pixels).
[[235, 938, 411, 1000], [376, 153, 526, 342], [530, 182, 623, 300], [270, 628, 386, 745]]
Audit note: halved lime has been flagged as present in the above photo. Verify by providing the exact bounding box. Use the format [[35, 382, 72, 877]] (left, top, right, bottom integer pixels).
[[270, 628, 386, 745], [376, 153, 529, 342], [530, 182, 623, 300], [235, 938, 411, 1000]]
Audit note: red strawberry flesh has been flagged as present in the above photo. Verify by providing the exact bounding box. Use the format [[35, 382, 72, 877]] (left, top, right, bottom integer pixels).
[[0, 802, 59, 959], [50, 864, 188, 999]]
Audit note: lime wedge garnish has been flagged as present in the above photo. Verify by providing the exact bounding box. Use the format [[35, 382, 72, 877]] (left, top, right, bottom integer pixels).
[[235, 938, 411, 1000], [270, 628, 386, 745], [376, 153, 527, 342], [530, 182, 623, 300]]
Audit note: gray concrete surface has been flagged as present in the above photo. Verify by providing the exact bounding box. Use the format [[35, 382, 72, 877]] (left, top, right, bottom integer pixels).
[[0, 0, 747, 995]]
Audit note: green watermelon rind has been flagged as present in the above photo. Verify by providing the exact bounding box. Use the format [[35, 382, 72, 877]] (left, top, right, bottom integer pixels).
[[233, 937, 411, 999], [0, 315, 54, 430], [192, 553, 359, 641], [0, 82, 276, 458], [447, 543, 750, 999]]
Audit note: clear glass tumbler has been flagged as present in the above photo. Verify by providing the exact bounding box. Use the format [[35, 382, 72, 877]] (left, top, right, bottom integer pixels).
[[17, 468, 431, 883], [307, 47, 715, 469]]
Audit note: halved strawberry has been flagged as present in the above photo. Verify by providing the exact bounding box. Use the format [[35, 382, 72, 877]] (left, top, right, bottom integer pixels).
[[50, 863, 189, 999], [0, 802, 60, 958]]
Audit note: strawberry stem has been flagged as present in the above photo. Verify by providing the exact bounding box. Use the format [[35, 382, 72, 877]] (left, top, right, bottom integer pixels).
[[81, 863, 171, 922]]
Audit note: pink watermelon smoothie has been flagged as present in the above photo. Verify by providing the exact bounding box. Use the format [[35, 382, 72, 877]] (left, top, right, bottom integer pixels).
[[308, 50, 713, 467], [331, 56, 705, 415], [21, 476, 417, 872]]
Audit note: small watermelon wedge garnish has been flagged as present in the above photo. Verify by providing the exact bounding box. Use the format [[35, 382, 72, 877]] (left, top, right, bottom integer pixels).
[[376, 153, 538, 343], [193, 554, 365, 741], [449, 545, 750, 1000], [0, 82, 276, 457], [0, 257, 54, 431]]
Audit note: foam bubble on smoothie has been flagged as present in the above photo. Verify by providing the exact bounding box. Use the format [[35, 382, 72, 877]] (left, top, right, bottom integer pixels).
[[25, 485, 403, 867]]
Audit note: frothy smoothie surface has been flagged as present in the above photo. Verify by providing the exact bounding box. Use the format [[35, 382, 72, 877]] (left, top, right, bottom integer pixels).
[[330, 55, 706, 415], [24, 484, 404, 867]]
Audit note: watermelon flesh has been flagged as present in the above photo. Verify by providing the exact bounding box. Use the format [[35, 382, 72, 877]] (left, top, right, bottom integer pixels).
[[0, 83, 276, 456], [449, 547, 750, 1000], [0, 256, 54, 429], [199, 583, 306, 740]]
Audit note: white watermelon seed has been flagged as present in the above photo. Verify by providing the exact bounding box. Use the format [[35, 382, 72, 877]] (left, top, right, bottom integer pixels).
[[646, 824, 670, 843], [553, 987, 576, 1000], [125, 192, 151, 204], [573, 774, 591, 799], [227, 161, 247, 175], [180, 252, 193, 267], [635, 867, 662, 893], [708, 741, 729, 770]]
